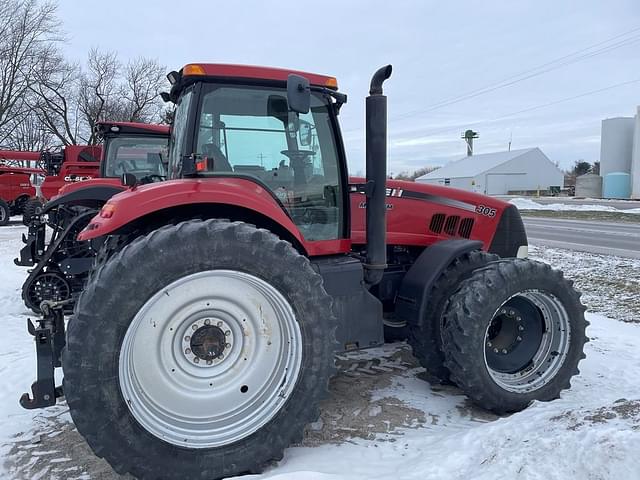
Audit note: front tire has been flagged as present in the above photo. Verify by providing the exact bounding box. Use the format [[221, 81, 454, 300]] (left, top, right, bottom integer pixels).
[[441, 259, 587, 414], [0, 199, 9, 226], [408, 250, 498, 383], [22, 198, 43, 225], [63, 220, 336, 479]]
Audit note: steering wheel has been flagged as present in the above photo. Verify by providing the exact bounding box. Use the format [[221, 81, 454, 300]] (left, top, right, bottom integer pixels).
[[280, 150, 314, 161], [139, 174, 166, 185]]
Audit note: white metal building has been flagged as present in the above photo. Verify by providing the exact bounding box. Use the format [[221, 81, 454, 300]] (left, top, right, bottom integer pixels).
[[415, 148, 564, 195]]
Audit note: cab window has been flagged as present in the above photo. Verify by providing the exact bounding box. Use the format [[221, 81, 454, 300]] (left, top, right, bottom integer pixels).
[[103, 136, 168, 179], [194, 85, 343, 241]]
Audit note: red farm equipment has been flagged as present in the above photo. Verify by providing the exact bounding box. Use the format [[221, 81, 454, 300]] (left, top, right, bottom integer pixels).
[[14, 122, 169, 312], [0, 157, 44, 226], [19, 64, 587, 480]]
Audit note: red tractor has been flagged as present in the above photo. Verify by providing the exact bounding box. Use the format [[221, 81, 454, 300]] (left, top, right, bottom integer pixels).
[[15, 144, 103, 225], [21, 64, 587, 480], [15, 122, 169, 312], [0, 159, 43, 226]]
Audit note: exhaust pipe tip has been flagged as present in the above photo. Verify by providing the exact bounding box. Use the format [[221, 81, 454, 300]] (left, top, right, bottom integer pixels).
[[369, 65, 393, 96]]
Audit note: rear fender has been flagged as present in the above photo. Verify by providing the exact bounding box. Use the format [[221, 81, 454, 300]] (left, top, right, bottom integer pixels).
[[43, 184, 125, 213], [78, 178, 307, 252], [394, 239, 483, 325]]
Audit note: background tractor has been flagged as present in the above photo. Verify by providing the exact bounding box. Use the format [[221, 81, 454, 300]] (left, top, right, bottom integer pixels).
[[21, 64, 587, 480], [14, 121, 169, 312], [19, 144, 103, 225]]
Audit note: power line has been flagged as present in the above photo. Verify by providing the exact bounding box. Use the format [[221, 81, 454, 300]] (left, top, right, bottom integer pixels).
[[393, 26, 640, 121], [397, 77, 640, 141]]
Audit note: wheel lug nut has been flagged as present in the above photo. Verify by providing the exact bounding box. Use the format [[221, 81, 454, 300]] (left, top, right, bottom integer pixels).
[[193, 357, 200, 363], [225, 330, 231, 336], [217, 321, 223, 327], [493, 348, 499, 353], [501, 349, 508, 354], [225, 343, 231, 348], [192, 324, 198, 331], [517, 336, 522, 341], [516, 316, 522, 321], [184, 335, 191, 341], [501, 309, 507, 315], [518, 325, 524, 331], [185, 348, 191, 354], [218, 354, 225, 360], [206, 360, 213, 365], [487, 341, 492, 347], [509, 310, 515, 316], [204, 318, 211, 325]]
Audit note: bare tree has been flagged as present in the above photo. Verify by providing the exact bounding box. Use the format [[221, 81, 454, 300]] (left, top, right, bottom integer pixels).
[[28, 49, 83, 145], [27, 44, 168, 146], [122, 57, 165, 122], [4, 107, 53, 150], [77, 48, 122, 143], [0, 0, 61, 144]]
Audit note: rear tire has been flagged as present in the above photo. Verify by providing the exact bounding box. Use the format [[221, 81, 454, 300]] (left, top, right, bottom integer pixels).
[[0, 199, 9, 226], [63, 220, 336, 480], [441, 259, 587, 414], [408, 250, 498, 383], [22, 198, 43, 225]]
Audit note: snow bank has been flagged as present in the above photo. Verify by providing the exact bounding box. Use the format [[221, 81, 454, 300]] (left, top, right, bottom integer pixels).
[[510, 197, 640, 213]]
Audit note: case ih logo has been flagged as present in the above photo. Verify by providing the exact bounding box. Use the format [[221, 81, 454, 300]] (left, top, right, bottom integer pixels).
[[64, 175, 93, 182]]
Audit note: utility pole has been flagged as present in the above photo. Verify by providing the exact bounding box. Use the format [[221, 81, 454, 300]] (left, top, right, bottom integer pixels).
[[508, 131, 512, 152], [461, 129, 479, 156]]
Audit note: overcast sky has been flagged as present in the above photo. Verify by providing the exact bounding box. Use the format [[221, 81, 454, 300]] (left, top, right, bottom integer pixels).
[[57, 0, 639, 175]]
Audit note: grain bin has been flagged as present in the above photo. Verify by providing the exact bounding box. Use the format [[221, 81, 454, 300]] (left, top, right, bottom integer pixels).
[[574, 173, 602, 198], [600, 117, 634, 177], [603, 172, 631, 199]]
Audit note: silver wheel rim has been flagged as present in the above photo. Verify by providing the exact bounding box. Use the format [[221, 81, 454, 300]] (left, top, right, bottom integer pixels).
[[0, 207, 6, 222], [483, 290, 571, 393], [119, 270, 303, 448]]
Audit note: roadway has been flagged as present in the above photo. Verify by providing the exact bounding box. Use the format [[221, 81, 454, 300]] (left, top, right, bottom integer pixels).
[[522, 217, 640, 259]]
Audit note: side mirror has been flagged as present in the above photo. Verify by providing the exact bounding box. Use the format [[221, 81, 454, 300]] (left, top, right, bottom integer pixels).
[[287, 74, 310, 114], [121, 172, 137, 189]]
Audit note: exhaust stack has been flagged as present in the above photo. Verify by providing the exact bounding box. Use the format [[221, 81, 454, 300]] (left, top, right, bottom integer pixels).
[[364, 65, 392, 286]]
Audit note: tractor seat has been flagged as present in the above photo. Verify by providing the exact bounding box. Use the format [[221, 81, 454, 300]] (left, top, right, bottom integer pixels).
[[202, 144, 233, 172]]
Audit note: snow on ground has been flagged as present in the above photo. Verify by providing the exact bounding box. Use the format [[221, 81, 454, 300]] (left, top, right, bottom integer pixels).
[[529, 245, 640, 323], [1, 221, 639, 479], [510, 197, 640, 213]]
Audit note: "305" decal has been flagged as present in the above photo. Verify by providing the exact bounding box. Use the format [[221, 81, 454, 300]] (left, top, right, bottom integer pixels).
[[475, 205, 497, 217]]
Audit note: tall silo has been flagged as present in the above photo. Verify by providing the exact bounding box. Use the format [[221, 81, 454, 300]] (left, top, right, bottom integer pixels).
[[600, 117, 634, 178], [631, 107, 640, 199]]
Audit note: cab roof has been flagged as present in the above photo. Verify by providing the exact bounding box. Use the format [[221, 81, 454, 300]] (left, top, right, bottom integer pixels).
[[180, 63, 338, 89], [96, 122, 170, 137]]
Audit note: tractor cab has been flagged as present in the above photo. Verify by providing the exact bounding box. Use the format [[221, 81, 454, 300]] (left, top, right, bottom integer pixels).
[[96, 122, 169, 183], [166, 64, 349, 242]]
